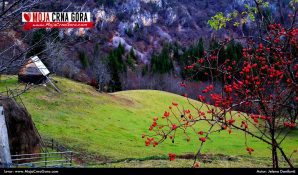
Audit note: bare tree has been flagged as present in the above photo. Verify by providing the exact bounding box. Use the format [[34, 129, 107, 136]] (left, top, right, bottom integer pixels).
[[93, 58, 111, 92], [89, 43, 111, 92], [44, 39, 67, 74]]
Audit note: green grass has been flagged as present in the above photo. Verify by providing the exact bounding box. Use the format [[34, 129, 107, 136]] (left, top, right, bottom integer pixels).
[[96, 156, 277, 168], [0, 75, 297, 167]]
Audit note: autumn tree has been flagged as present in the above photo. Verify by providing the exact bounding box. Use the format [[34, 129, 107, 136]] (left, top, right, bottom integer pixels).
[[144, 0, 298, 168]]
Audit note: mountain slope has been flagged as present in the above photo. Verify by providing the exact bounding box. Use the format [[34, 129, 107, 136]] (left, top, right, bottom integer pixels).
[[0, 76, 297, 167]]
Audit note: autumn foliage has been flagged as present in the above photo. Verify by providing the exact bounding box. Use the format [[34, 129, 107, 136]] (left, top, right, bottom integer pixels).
[[143, 2, 298, 168]]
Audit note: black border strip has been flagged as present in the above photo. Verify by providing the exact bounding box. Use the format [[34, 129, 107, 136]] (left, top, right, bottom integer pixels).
[[1, 168, 297, 175]]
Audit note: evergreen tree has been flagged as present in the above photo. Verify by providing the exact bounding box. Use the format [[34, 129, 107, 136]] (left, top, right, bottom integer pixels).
[[150, 45, 174, 74], [107, 43, 127, 91], [126, 48, 137, 70], [27, 29, 47, 57], [197, 38, 204, 58], [27, 29, 59, 58], [179, 38, 206, 80], [225, 41, 243, 62], [78, 51, 89, 68]]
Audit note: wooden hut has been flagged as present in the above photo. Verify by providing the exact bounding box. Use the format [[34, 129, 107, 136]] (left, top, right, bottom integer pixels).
[[18, 56, 50, 84]]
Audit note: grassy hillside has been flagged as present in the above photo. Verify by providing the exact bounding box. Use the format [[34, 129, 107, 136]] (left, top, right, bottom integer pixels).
[[0, 76, 297, 167]]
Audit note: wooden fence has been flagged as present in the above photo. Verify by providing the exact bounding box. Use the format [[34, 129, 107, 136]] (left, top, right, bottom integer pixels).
[[2, 89, 75, 168], [11, 138, 74, 168]]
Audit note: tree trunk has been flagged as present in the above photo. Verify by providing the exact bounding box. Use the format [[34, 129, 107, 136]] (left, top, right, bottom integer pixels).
[[99, 83, 104, 92], [272, 142, 279, 168], [270, 115, 279, 168]]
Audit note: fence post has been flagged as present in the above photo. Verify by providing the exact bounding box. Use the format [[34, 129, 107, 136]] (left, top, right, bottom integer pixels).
[[0, 106, 12, 168], [45, 153, 47, 167], [51, 139, 54, 150], [70, 152, 73, 167]]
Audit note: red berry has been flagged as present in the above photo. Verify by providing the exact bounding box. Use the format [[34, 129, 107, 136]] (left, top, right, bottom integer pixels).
[[163, 111, 170, 117], [223, 125, 227, 130], [194, 163, 200, 168], [180, 82, 186, 87], [198, 131, 204, 135], [228, 119, 235, 125], [172, 102, 178, 106], [259, 43, 263, 49], [169, 153, 176, 161], [228, 130, 232, 134], [171, 124, 177, 130], [199, 137, 206, 142], [246, 147, 254, 154]]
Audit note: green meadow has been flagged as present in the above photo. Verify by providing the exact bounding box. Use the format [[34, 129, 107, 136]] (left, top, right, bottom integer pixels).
[[0, 75, 297, 167]]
